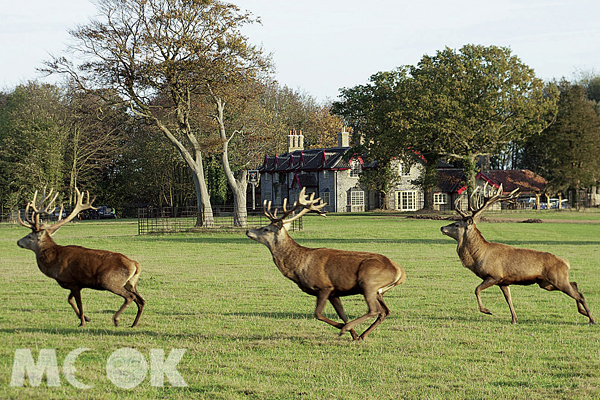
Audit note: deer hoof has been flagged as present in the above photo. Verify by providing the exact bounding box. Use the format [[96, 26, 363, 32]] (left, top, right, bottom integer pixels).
[[84, 316, 91, 322], [480, 308, 492, 315], [113, 318, 119, 327]]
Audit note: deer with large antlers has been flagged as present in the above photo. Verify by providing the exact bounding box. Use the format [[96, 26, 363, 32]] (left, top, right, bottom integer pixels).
[[441, 184, 594, 324], [246, 188, 406, 340], [17, 188, 145, 327]]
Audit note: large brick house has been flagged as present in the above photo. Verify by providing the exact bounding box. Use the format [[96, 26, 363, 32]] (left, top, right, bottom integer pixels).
[[259, 131, 426, 212], [259, 131, 361, 212], [258, 131, 547, 212]]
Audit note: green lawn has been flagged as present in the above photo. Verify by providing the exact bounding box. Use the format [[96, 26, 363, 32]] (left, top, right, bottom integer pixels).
[[1, 213, 599, 399]]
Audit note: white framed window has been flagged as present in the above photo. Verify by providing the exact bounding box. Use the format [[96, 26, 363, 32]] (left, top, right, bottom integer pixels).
[[320, 191, 330, 208], [399, 163, 411, 176], [434, 193, 449, 205], [349, 160, 361, 178], [398, 191, 418, 211], [350, 190, 364, 206]]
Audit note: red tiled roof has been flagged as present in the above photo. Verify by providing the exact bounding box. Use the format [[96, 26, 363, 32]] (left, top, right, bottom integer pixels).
[[485, 170, 547, 194]]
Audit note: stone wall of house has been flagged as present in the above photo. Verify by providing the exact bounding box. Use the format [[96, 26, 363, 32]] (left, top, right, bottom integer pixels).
[[260, 169, 365, 213], [388, 160, 425, 211], [317, 169, 336, 212]]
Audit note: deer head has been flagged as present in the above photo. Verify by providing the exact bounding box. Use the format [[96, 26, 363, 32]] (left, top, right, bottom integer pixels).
[[246, 188, 327, 248], [17, 188, 98, 251], [441, 184, 519, 241]]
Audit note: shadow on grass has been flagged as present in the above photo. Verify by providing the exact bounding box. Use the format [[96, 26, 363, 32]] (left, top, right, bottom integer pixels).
[[136, 235, 600, 246], [0, 327, 160, 336], [0, 326, 339, 343], [420, 313, 594, 327], [224, 311, 314, 320]]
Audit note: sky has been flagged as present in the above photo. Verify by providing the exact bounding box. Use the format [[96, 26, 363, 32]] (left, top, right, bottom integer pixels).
[[2, 0, 600, 103]]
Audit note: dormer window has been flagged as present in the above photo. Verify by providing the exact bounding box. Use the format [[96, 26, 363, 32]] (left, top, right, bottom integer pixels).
[[350, 160, 361, 178]]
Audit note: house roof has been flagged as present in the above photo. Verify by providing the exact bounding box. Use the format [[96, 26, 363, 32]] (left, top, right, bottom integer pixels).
[[436, 169, 467, 194], [483, 169, 547, 195], [260, 146, 353, 173], [436, 169, 547, 195]]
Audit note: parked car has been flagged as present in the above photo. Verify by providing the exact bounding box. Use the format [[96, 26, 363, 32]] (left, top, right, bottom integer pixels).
[[51, 209, 67, 219], [89, 206, 117, 219], [540, 199, 570, 210], [517, 197, 537, 209]]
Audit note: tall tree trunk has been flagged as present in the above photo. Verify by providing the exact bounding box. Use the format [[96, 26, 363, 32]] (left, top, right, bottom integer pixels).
[[421, 156, 440, 210], [380, 190, 389, 210], [232, 175, 248, 227], [154, 120, 214, 227], [215, 97, 248, 227], [463, 154, 478, 197], [220, 143, 248, 227], [189, 158, 214, 227]]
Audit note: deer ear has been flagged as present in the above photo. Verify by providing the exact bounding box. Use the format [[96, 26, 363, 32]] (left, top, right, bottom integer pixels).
[[282, 221, 292, 231], [466, 217, 474, 226]]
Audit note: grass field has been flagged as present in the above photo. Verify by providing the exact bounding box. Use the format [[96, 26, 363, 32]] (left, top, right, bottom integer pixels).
[[1, 211, 600, 399]]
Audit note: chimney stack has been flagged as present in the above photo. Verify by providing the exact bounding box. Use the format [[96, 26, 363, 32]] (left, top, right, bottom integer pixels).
[[337, 128, 350, 147], [288, 129, 304, 153]]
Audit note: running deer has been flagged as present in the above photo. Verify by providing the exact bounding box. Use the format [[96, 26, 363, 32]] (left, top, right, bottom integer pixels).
[[17, 188, 145, 327], [246, 188, 406, 340], [441, 185, 594, 324]]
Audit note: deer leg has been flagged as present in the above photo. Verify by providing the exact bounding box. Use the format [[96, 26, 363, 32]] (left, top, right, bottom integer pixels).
[[553, 281, 595, 324], [71, 290, 86, 327], [68, 293, 91, 323], [128, 287, 145, 328], [358, 293, 391, 340], [109, 286, 135, 327], [314, 289, 345, 331], [340, 291, 381, 337], [499, 285, 518, 324], [538, 279, 558, 291], [475, 277, 499, 316], [570, 282, 589, 317], [66, 288, 91, 323], [329, 296, 358, 340]]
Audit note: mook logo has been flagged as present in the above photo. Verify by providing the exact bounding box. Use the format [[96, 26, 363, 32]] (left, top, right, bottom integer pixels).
[[9, 348, 187, 389]]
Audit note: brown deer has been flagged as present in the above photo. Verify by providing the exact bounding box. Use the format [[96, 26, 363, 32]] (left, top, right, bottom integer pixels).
[[441, 184, 594, 324], [17, 188, 145, 327], [246, 188, 406, 340]]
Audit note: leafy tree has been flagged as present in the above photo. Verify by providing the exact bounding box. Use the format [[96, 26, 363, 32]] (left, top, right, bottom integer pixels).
[[0, 82, 68, 209], [574, 70, 600, 114], [406, 45, 557, 194], [44, 0, 271, 227], [520, 81, 600, 207], [334, 45, 558, 209], [104, 118, 196, 211], [359, 162, 401, 210], [260, 83, 342, 149], [332, 68, 429, 206], [62, 86, 129, 205]]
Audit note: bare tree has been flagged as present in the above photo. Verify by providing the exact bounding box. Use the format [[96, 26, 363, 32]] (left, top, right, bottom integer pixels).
[[64, 87, 128, 205], [43, 0, 271, 227]]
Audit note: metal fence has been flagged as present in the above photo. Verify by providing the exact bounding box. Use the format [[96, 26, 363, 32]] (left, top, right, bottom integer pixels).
[[137, 206, 303, 235]]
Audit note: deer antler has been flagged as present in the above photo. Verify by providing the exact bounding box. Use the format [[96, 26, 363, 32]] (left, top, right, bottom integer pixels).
[[471, 184, 519, 222], [263, 188, 327, 225], [454, 184, 519, 222], [18, 188, 59, 230], [19, 188, 98, 233], [45, 188, 98, 235]]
